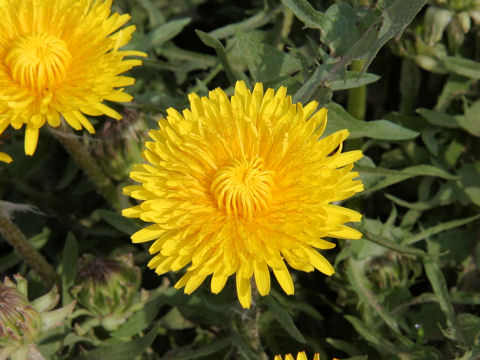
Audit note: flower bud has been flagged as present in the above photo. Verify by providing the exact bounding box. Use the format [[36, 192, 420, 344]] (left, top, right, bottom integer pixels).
[[72, 254, 149, 331]]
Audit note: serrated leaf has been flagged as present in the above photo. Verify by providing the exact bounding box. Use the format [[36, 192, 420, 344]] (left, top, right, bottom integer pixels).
[[61, 232, 77, 306], [77, 324, 159, 360], [325, 103, 418, 140], [236, 32, 301, 82], [265, 296, 306, 343], [329, 71, 380, 91], [136, 18, 191, 52]]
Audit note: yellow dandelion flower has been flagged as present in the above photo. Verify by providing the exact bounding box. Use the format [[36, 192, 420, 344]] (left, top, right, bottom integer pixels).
[[0, 0, 146, 155], [274, 351, 320, 360], [0, 152, 13, 163], [123, 81, 364, 308]]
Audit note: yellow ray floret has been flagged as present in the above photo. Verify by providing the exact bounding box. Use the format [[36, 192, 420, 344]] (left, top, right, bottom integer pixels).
[[0, 152, 13, 163], [123, 81, 364, 308], [274, 352, 320, 360], [0, 0, 146, 155]]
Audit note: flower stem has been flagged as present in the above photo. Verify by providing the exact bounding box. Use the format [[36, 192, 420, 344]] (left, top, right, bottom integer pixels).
[[0, 212, 59, 287], [347, 60, 367, 120], [236, 285, 268, 360], [50, 124, 122, 212]]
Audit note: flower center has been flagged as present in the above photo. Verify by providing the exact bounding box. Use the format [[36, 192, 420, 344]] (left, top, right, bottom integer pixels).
[[5, 33, 71, 91], [211, 157, 274, 220]]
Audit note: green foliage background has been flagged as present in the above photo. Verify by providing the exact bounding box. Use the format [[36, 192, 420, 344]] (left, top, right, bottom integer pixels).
[[1, 0, 480, 359]]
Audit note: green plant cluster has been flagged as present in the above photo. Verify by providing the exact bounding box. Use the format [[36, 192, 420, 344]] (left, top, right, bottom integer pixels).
[[1, 0, 480, 359]]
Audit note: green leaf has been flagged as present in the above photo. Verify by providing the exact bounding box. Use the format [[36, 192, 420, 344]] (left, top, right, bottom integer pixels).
[[111, 288, 175, 338], [265, 296, 306, 343], [166, 338, 232, 360], [461, 100, 480, 137], [441, 56, 480, 79], [424, 260, 462, 341], [325, 103, 418, 140], [76, 324, 159, 360], [280, 0, 332, 32], [405, 214, 480, 245], [196, 30, 246, 85], [357, 164, 459, 193], [93, 209, 140, 235], [344, 315, 399, 355], [61, 232, 77, 306], [417, 108, 459, 128], [329, 71, 380, 91], [136, 18, 191, 52], [346, 258, 402, 334], [236, 31, 301, 82], [456, 314, 480, 350]]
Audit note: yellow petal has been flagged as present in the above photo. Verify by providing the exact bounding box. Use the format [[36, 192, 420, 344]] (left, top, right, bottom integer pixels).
[[253, 259, 270, 296], [236, 272, 251, 308], [0, 152, 13, 163], [24, 126, 39, 155], [273, 264, 294, 295], [305, 248, 335, 276], [130, 224, 165, 243]]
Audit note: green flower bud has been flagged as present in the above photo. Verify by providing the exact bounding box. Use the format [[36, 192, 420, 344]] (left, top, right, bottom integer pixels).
[[93, 109, 148, 182], [0, 275, 75, 360], [0, 282, 42, 347], [72, 254, 149, 331]]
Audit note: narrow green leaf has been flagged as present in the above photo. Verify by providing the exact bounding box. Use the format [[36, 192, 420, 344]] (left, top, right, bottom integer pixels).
[[265, 296, 306, 343], [344, 315, 399, 355], [325, 103, 418, 140], [330, 71, 380, 91], [441, 56, 480, 79], [363, 231, 427, 257], [424, 260, 462, 341], [195, 30, 245, 85], [209, 6, 280, 39], [61, 232, 77, 306], [77, 324, 159, 360], [405, 214, 480, 245], [137, 18, 191, 52], [346, 258, 402, 334], [93, 209, 140, 235], [166, 338, 232, 360], [417, 108, 459, 128], [358, 164, 459, 193]]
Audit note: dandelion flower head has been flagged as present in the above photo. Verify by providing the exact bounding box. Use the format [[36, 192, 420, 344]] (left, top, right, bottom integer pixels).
[[0, 0, 146, 155], [123, 81, 364, 308], [274, 352, 320, 360]]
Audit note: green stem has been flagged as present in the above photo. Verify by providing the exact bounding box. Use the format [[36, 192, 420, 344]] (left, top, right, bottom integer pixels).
[[236, 284, 268, 360], [50, 125, 121, 212], [347, 60, 367, 120], [0, 212, 59, 287]]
